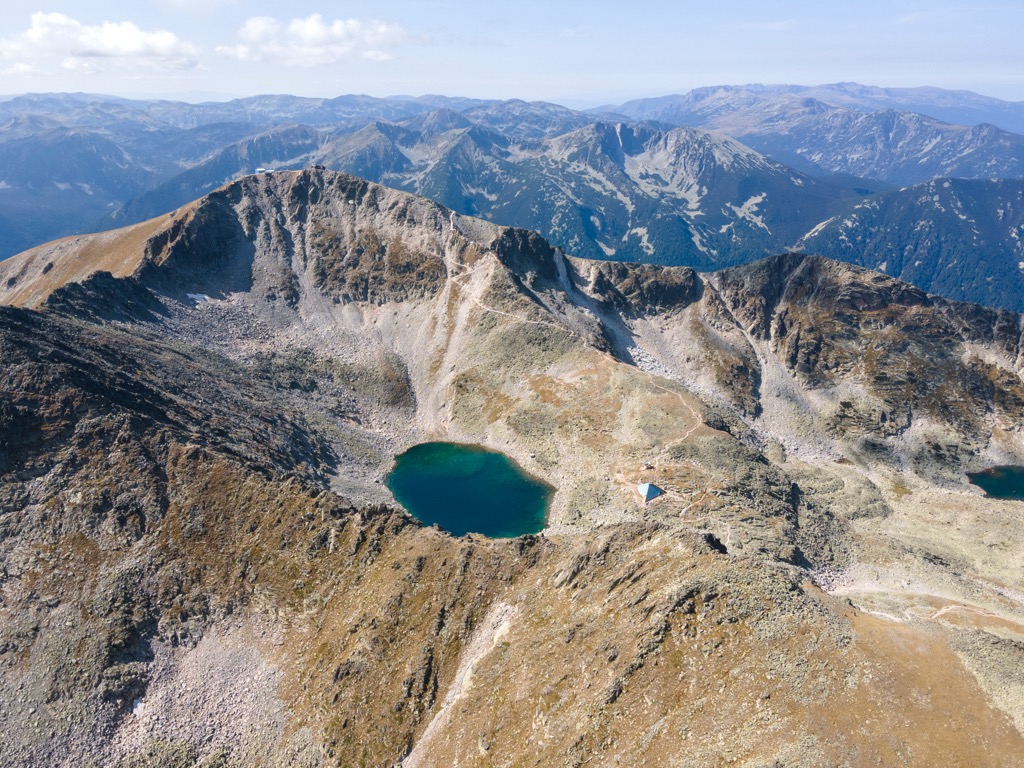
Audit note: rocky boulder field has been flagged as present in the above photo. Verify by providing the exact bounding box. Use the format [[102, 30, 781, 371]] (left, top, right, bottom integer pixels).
[[1, 170, 1022, 766]]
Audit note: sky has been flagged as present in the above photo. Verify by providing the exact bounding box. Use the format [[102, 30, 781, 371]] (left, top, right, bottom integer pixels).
[[1, 2, 1023, 106]]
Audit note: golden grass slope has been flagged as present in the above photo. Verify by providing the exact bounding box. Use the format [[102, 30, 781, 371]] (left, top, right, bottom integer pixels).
[[1, 169, 1023, 766]]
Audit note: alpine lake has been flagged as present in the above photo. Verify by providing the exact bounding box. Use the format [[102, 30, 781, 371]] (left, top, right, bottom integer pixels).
[[968, 465, 1024, 500], [386, 442, 554, 538]]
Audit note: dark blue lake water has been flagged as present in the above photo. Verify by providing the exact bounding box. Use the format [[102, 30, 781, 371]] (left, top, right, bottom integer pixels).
[[968, 465, 1024, 500], [387, 442, 553, 538]]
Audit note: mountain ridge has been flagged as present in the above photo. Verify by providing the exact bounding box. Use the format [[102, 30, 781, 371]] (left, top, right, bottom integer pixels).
[[614, 81, 1024, 134], [613, 87, 1024, 184], [4, 85, 1024, 316], [798, 176, 1024, 311], [1, 170, 1023, 764], [109, 119, 865, 271]]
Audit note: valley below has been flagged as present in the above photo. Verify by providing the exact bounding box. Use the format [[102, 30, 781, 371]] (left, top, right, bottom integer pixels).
[[0, 169, 1023, 766]]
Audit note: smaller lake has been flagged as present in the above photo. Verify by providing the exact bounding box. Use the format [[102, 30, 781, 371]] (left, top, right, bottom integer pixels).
[[387, 442, 553, 538], [968, 465, 1024, 500]]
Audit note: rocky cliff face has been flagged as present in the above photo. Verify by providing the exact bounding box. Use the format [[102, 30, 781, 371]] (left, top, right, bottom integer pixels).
[[1, 170, 1023, 766]]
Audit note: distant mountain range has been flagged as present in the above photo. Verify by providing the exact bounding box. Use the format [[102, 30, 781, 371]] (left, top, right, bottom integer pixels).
[[613, 86, 1024, 183], [118, 117, 872, 270], [612, 82, 1024, 136], [4, 83, 1024, 310], [798, 177, 1024, 309]]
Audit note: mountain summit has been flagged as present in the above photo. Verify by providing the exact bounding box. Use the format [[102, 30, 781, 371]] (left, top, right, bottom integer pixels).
[[4, 87, 1024, 315], [1, 170, 1023, 766]]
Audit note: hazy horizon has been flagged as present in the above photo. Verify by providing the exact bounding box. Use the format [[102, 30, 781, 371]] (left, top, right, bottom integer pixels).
[[1, 2, 1023, 105], [2, 79, 1022, 111]]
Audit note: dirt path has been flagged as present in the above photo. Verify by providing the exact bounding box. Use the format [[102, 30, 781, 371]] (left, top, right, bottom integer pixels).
[[403, 602, 517, 768], [644, 374, 705, 449], [449, 257, 580, 336], [828, 583, 1024, 633]]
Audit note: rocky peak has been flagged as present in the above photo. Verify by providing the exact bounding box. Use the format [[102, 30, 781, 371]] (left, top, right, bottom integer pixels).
[[588, 261, 701, 316], [2, 174, 1024, 766], [405, 108, 474, 138]]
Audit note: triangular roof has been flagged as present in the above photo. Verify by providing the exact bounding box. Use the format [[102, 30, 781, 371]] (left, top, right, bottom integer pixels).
[[637, 483, 662, 502]]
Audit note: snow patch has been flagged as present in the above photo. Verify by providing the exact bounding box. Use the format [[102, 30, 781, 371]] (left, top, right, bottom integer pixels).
[[460, 184, 497, 202], [187, 293, 212, 303], [802, 216, 836, 240], [918, 136, 941, 156], [689, 226, 716, 258], [626, 226, 655, 255], [725, 193, 769, 232], [581, 165, 635, 213], [623, 153, 702, 212]]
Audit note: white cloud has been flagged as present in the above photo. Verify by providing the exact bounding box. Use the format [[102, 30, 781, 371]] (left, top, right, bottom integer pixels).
[[217, 13, 408, 66], [1, 62, 38, 76], [0, 12, 199, 71]]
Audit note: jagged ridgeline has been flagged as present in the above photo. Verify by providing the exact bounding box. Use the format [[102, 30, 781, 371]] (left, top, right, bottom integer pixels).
[[111, 120, 861, 272], [1, 170, 1023, 766], [7, 88, 1024, 314]]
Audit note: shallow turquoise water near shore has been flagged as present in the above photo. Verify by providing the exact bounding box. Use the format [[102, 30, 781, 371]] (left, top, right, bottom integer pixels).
[[386, 442, 553, 537], [968, 465, 1024, 500]]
